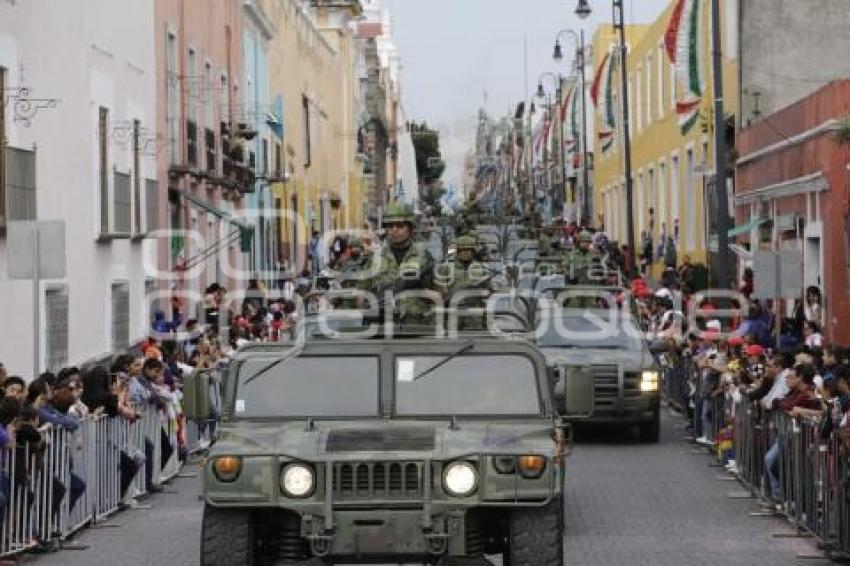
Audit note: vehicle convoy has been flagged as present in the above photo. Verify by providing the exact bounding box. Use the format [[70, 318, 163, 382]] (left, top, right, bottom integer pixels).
[[185, 337, 570, 566]]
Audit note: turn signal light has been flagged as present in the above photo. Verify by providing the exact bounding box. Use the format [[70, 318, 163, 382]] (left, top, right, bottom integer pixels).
[[517, 455, 546, 479], [212, 456, 242, 482]]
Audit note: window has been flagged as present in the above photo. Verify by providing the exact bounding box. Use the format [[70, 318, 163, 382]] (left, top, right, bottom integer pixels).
[[686, 148, 695, 250], [132, 119, 141, 234], [275, 142, 282, 176], [670, 154, 680, 229], [635, 66, 642, 131], [145, 178, 158, 232], [187, 119, 198, 167], [111, 282, 130, 351], [648, 167, 656, 234], [646, 54, 653, 124], [205, 127, 216, 173], [5, 145, 37, 221], [0, 65, 6, 227], [204, 61, 214, 131], [636, 171, 644, 236], [45, 286, 69, 372], [670, 61, 677, 106], [658, 43, 665, 116], [187, 48, 197, 124], [262, 138, 269, 175], [658, 161, 667, 234], [114, 170, 131, 234], [166, 31, 180, 164], [302, 95, 312, 167], [220, 73, 229, 119], [99, 106, 109, 233]]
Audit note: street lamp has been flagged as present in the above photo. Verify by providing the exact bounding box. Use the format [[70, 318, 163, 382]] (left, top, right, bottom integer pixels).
[[537, 72, 563, 223], [575, 0, 592, 20], [572, 0, 637, 277], [553, 28, 590, 228]]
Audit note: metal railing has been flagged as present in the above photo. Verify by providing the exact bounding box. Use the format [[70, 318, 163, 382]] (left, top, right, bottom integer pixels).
[[662, 354, 850, 560], [0, 394, 219, 557]]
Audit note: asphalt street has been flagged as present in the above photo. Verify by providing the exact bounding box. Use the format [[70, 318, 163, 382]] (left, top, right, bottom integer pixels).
[[32, 409, 827, 566]]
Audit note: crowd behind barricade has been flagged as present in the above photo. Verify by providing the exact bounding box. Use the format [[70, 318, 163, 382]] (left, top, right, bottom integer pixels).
[[0, 308, 238, 558], [641, 271, 850, 557]]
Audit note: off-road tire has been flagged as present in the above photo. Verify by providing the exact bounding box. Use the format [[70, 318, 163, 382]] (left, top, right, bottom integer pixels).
[[201, 505, 254, 566], [639, 413, 661, 443], [509, 499, 563, 566]]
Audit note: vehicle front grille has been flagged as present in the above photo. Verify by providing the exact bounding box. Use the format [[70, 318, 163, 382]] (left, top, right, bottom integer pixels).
[[332, 461, 426, 501], [592, 366, 640, 415]]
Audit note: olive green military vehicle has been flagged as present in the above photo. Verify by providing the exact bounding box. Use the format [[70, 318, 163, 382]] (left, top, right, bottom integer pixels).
[[531, 286, 663, 442], [185, 336, 568, 566]]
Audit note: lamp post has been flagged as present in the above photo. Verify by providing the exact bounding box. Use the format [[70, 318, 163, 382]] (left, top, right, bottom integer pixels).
[[575, 0, 636, 277], [537, 72, 561, 223], [553, 29, 590, 227]]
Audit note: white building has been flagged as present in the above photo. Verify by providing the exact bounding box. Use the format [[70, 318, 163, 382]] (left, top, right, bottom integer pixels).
[[0, 0, 157, 377]]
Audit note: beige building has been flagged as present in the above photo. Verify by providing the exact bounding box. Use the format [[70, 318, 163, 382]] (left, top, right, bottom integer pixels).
[[266, 0, 366, 272]]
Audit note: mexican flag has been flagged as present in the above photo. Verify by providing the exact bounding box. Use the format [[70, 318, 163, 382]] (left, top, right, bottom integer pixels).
[[591, 50, 618, 153], [665, 0, 705, 134], [561, 85, 579, 154]]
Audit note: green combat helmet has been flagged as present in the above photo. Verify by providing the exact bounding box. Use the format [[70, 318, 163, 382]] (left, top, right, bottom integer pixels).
[[578, 230, 593, 244], [382, 202, 418, 226], [456, 235, 476, 251]]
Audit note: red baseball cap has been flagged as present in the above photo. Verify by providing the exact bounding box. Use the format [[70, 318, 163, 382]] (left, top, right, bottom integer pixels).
[[745, 344, 765, 357]]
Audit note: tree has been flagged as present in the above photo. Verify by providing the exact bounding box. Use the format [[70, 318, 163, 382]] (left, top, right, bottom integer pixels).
[[410, 122, 446, 210]]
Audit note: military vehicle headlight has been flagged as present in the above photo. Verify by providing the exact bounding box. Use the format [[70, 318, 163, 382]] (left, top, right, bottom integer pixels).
[[212, 456, 242, 482], [517, 455, 547, 479], [443, 461, 478, 497], [281, 463, 315, 498], [640, 370, 660, 392]]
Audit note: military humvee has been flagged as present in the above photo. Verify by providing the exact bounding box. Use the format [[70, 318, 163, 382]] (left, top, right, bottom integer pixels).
[[185, 337, 568, 565]]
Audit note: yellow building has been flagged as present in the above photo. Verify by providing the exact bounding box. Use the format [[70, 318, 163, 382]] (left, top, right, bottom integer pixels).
[[592, 0, 738, 268], [266, 0, 366, 272]]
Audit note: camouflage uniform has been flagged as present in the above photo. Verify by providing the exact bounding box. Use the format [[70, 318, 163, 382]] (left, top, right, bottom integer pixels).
[[440, 235, 491, 331], [358, 203, 437, 324], [567, 231, 595, 284]]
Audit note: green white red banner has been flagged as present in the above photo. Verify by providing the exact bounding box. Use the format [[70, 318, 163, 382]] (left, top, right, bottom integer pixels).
[[665, 0, 704, 134], [591, 50, 618, 153]]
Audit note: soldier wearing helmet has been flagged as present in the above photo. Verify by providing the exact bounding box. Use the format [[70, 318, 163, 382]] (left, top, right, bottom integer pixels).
[[358, 202, 436, 323], [439, 234, 495, 331], [567, 230, 595, 284]]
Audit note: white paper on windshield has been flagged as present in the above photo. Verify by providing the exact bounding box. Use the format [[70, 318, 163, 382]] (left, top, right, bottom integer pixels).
[[235, 399, 246, 413], [397, 359, 416, 382]]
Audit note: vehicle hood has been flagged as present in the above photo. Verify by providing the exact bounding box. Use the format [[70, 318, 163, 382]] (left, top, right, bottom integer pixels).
[[211, 419, 555, 461], [538, 346, 652, 370]]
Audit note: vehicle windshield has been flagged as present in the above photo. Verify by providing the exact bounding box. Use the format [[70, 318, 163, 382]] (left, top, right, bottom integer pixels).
[[394, 354, 541, 416], [536, 311, 644, 349], [236, 356, 379, 418]]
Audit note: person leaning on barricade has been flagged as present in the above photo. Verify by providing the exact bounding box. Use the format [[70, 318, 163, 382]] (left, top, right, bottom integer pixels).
[[763, 363, 823, 509]]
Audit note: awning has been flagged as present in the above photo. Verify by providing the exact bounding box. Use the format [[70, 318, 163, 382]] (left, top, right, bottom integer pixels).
[[727, 217, 766, 237], [179, 190, 254, 252]]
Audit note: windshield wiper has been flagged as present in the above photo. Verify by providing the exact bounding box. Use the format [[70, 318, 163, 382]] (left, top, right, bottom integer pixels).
[[242, 354, 298, 386], [412, 341, 475, 381]]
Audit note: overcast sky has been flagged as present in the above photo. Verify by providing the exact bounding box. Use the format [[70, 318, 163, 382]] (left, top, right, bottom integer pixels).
[[383, 0, 671, 194]]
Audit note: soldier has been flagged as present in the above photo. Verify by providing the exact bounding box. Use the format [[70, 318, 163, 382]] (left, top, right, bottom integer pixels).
[[338, 237, 366, 288], [441, 235, 494, 331], [358, 202, 436, 324], [567, 230, 595, 284]]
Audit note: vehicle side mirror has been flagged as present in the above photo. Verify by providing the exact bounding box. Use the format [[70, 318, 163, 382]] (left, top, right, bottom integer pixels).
[[649, 339, 672, 355], [183, 370, 212, 422]]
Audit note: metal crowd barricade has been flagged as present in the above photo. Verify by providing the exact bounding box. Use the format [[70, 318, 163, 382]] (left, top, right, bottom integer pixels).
[[729, 399, 850, 560], [0, 404, 191, 558]]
